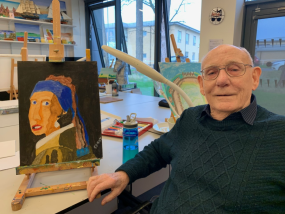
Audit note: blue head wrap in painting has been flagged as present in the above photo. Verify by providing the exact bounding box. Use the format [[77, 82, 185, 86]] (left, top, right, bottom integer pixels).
[[31, 80, 90, 157]]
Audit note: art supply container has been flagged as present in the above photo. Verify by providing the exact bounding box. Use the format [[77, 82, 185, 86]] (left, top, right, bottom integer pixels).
[[123, 113, 138, 164], [112, 82, 119, 96]]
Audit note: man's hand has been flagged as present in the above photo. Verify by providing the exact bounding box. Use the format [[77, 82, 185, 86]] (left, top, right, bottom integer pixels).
[[87, 171, 130, 205]]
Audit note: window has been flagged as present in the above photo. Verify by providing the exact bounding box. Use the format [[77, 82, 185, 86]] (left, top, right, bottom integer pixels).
[[168, 0, 201, 62], [121, 0, 155, 96], [186, 33, 189, 45], [185, 51, 189, 57], [178, 31, 182, 43], [192, 52, 195, 60], [193, 36, 196, 46]]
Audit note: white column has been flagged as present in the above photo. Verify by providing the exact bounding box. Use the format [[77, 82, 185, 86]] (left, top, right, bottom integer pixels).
[[199, 0, 244, 61]]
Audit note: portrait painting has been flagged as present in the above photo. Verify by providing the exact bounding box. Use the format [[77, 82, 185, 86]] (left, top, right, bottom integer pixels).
[[159, 62, 207, 115], [18, 61, 102, 167]]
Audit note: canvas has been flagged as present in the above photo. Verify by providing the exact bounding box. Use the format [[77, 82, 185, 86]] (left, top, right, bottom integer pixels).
[[18, 61, 102, 167], [159, 62, 207, 115], [14, 23, 41, 42], [0, 0, 20, 17], [0, 30, 16, 41]]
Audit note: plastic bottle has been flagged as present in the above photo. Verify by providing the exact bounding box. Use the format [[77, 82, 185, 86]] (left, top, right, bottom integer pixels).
[[112, 81, 119, 96], [123, 113, 138, 164]]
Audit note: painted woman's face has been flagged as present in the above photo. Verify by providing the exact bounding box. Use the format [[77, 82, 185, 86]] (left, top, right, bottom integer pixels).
[[29, 91, 62, 136]]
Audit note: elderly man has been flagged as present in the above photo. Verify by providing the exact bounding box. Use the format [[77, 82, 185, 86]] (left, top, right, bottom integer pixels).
[[87, 45, 285, 213]]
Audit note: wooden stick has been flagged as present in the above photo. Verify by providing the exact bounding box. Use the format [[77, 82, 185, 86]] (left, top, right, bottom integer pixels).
[[10, 59, 14, 100], [86, 49, 91, 62], [21, 32, 28, 61], [11, 173, 36, 211], [170, 34, 183, 63], [109, 59, 114, 68], [49, 0, 64, 62], [171, 111, 176, 123], [186, 58, 190, 63]]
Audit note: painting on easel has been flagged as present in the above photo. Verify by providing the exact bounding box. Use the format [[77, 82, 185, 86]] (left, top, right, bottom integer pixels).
[[18, 61, 102, 167], [159, 62, 207, 115]]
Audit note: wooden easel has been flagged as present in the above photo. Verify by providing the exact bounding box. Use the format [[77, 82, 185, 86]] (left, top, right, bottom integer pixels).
[[8, 31, 29, 100], [11, 1, 100, 211], [165, 34, 190, 63]]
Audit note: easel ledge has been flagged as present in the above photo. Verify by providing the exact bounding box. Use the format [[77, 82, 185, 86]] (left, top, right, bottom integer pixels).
[[16, 159, 100, 175]]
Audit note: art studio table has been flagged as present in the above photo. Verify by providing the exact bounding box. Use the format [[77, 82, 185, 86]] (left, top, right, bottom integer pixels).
[[0, 93, 171, 214]]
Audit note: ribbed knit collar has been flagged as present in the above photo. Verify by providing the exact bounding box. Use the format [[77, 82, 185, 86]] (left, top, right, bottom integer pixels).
[[199, 94, 257, 125]]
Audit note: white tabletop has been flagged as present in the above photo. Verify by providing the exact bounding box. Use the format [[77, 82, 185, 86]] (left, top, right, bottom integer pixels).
[[0, 93, 171, 213]]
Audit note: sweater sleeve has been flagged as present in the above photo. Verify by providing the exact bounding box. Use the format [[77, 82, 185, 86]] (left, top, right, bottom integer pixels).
[[115, 110, 187, 183]]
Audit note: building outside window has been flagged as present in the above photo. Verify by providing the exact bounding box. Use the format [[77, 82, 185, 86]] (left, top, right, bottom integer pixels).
[[143, 31, 147, 36], [192, 52, 195, 60], [185, 51, 189, 57], [168, 0, 201, 63], [178, 30, 182, 43], [193, 35, 196, 46], [186, 33, 189, 45], [143, 53, 147, 58]]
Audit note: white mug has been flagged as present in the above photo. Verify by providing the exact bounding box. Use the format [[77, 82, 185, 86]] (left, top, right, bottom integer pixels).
[[105, 84, 112, 94]]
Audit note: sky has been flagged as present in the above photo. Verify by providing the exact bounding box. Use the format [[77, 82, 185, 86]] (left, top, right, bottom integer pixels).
[[15, 23, 40, 34], [111, 0, 202, 31]]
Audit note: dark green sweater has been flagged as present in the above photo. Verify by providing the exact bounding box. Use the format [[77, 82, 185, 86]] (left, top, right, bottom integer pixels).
[[116, 105, 285, 213]]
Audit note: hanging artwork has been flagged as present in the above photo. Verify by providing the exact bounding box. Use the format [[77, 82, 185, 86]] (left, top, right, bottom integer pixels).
[[209, 7, 225, 25], [17, 61, 102, 168], [15, 23, 41, 42], [159, 62, 207, 115]]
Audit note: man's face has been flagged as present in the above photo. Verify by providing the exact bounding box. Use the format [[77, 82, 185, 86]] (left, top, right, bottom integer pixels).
[[198, 45, 261, 118], [29, 91, 62, 136]]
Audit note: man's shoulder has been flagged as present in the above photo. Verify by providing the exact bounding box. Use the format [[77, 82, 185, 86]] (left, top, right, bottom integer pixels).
[[256, 105, 285, 123], [183, 104, 207, 116]]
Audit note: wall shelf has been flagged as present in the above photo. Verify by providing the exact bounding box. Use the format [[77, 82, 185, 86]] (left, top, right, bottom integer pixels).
[[0, 16, 76, 28], [0, 40, 76, 46]]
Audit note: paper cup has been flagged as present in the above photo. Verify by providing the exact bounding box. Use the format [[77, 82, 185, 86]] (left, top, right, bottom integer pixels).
[[105, 84, 112, 94], [167, 116, 178, 130]]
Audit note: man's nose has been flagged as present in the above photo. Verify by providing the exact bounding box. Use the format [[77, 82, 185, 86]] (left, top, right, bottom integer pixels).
[[216, 68, 230, 86]]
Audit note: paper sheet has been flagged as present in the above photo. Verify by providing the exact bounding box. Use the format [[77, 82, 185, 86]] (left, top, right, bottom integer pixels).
[[0, 151, 19, 171], [0, 140, 15, 159]]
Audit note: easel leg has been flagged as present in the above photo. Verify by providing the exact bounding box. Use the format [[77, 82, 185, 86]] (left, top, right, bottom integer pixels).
[[11, 173, 36, 211]]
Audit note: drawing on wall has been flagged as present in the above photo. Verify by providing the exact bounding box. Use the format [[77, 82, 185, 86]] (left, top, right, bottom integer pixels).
[[0, 0, 20, 18], [15, 23, 41, 42], [0, 30, 16, 41], [37, 0, 71, 23], [159, 62, 207, 115], [42, 26, 53, 41], [18, 62, 102, 166]]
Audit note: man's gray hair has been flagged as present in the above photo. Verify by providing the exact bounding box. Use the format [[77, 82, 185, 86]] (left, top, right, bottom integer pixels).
[[238, 47, 254, 66], [201, 45, 254, 66]]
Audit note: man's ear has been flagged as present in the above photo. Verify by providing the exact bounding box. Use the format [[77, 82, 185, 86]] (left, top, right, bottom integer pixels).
[[198, 75, 205, 96], [252, 66, 262, 91]]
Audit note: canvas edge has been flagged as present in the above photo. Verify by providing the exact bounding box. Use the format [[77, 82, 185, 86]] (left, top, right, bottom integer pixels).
[[16, 159, 100, 175]]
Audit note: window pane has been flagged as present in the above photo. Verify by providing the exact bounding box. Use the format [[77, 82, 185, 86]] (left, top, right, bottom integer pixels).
[[91, 6, 116, 70], [186, 33, 189, 44], [121, 0, 155, 96], [169, 0, 201, 62], [253, 16, 285, 115]]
